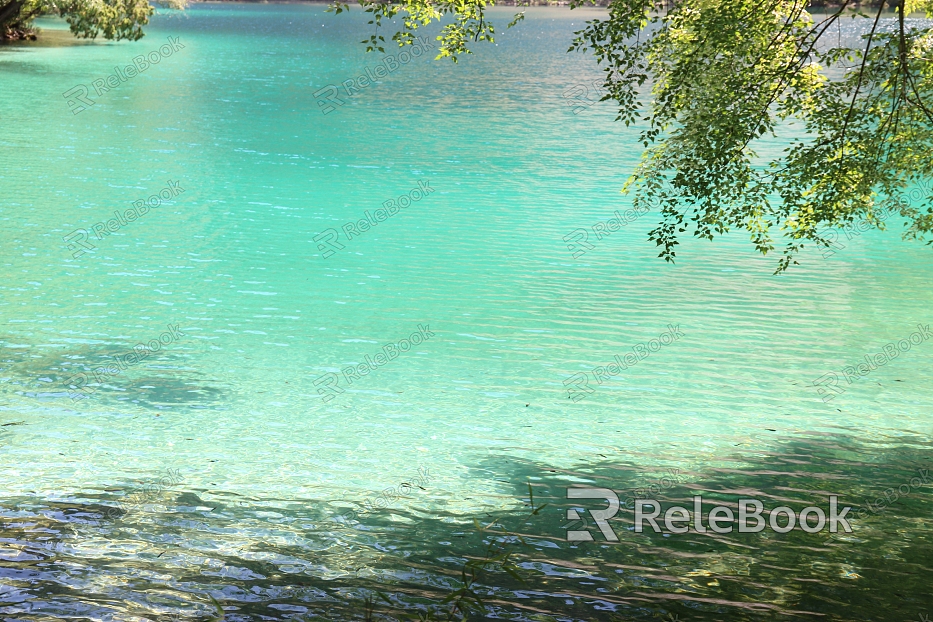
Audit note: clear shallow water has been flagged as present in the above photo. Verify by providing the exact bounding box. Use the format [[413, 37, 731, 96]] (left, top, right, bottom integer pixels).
[[0, 6, 932, 620]]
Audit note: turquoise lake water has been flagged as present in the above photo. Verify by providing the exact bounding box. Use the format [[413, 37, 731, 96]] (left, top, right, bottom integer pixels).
[[1, 5, 932, 620]]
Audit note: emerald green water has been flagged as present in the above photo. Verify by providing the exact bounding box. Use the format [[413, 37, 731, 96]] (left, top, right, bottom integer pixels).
[[1, 6, 932, 620]]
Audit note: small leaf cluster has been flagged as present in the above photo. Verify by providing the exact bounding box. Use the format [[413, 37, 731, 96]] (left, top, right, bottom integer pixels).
[[327, 0, 526, 62]]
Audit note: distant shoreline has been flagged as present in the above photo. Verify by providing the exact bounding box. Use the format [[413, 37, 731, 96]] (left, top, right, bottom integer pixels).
[[188, 1, 881, 8], [191, 0, 609, 5]]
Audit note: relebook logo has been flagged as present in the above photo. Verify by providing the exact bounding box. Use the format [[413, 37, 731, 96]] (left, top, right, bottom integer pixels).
[[62, 36, 185, 115], [565, 488, 853, 541]]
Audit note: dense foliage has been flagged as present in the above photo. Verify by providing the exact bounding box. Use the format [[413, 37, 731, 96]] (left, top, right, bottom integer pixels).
[[333, 0, 933, 272], [0, 0, 182, 42]]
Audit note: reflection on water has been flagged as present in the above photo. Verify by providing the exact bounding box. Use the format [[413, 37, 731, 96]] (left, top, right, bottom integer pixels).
[[1, 432, 930, 620]]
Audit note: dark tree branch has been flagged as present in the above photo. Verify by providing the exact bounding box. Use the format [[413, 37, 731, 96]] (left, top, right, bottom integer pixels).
[[0, 0, 25, 29], [838, 0, 888, 152]]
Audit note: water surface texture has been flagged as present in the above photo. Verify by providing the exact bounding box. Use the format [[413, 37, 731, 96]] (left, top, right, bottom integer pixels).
[[1, 6, 932, 620]]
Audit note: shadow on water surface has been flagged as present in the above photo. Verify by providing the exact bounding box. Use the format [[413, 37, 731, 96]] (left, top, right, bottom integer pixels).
[[0, 431, 931, 621]]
